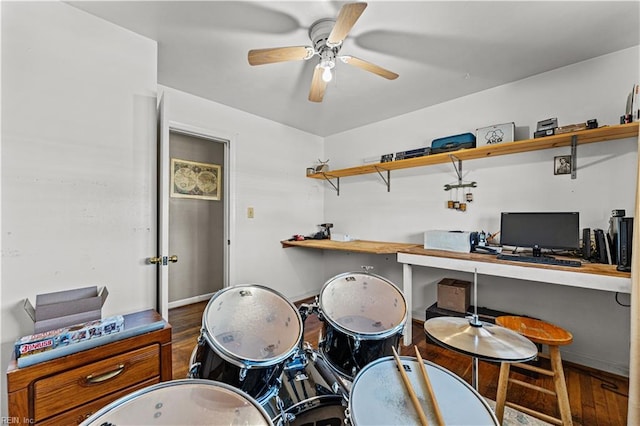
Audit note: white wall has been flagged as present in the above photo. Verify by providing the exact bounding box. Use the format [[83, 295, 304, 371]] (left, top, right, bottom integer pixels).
[[1, 1, 157, 415], [158, 86, 326, 301], [322, 46, 639, 375], [1, 4, 636, 421]]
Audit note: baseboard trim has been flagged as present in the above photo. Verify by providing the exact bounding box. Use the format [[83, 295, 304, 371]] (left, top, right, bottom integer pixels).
[[168, 293, 215, 309]]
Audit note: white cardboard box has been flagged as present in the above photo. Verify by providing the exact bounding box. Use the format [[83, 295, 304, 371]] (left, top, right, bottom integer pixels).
[[476, 122, 515, 146], [424, 230, 472, 253], [23, 286, 109, 333]]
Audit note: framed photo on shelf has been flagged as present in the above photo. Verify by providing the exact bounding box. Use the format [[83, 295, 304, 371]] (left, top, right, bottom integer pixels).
[[170, 158, 221, 200], [554, 155, 572, 175]]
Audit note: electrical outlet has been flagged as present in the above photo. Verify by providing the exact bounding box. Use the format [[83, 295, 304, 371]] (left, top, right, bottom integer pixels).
[[247, 207, 254, 219]]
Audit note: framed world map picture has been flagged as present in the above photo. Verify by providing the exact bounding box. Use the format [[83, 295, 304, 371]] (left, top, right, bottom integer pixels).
[[170, 158, 221, 200]]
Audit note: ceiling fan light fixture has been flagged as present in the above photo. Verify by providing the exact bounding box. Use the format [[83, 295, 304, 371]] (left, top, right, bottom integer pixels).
[[322, 66, 333, 82], [247, 2, 397, 102]]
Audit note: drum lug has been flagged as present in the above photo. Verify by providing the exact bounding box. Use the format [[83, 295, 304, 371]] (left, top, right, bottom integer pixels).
[[276, 395, 296, 426], [344, 407, 352, 424], [197, 329, 206, 345], [239, 367, 248, 382], [353, 338, 361, 351], [187, 362, 201, 379]]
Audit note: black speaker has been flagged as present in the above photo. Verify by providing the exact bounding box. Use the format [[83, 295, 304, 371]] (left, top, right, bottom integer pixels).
[[582, 228, 591, 260], [617, 217, 633, 272], [594, 229, 609, 264]]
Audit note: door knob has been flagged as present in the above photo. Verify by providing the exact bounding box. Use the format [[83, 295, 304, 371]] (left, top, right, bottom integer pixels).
[[148, 255, 178, 265]]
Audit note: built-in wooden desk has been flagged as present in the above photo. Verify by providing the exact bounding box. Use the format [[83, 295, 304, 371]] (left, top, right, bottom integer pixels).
[[281, 239, 631, 345], [397, 247, 631, 344], [281, 239, 420, 254]]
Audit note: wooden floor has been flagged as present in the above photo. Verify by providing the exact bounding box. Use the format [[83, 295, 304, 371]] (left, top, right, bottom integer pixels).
[[169, 301, 629, 426]]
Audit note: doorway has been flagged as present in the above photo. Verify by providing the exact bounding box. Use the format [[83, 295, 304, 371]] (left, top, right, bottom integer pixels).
[[156, 109, 232, 318], [167, 131, 226, 308]]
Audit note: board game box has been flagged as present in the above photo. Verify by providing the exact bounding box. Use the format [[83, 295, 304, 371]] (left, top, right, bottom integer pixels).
[[15, 315, 124, 359]]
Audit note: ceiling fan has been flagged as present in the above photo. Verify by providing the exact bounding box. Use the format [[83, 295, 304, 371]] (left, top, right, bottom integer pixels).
[[247, 2, 398, 102]]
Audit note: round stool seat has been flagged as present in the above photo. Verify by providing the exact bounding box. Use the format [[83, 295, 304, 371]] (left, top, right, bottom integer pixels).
[[496, 316, 573, 347]]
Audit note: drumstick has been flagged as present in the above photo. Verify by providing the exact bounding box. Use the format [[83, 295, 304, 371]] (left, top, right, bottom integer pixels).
[[414, 346, 445, 426], [391, 346, 429, 426]]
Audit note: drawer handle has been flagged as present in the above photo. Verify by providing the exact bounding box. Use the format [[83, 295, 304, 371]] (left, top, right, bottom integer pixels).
[[85, 364, 125, 384]]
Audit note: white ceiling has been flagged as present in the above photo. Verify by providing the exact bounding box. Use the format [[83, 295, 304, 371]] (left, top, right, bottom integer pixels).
[[67, 1, 640, 137]]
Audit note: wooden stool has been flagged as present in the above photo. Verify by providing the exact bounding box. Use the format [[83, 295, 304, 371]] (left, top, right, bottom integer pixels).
[[494, 316, 573, 426]]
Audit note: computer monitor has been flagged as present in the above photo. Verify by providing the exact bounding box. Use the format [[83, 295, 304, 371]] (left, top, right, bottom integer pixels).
[[500, 212, 580, 255]]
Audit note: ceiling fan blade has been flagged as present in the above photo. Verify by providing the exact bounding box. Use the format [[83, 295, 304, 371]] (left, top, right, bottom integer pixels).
[[340, 55, 398, 80], [248, 46, 314, 66], [308, 65, 328, 102], [327, 2, 367, 46]]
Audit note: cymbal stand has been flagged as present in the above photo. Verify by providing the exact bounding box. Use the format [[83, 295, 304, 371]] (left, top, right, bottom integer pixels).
[[468, 268, 481, 389]]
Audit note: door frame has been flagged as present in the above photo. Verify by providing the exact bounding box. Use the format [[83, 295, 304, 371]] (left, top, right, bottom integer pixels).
[[158, 97, 234, 319]]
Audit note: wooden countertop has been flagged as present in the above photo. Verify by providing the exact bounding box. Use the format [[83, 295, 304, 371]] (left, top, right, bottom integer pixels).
[[281, 239, 420, 254], [398, 246, 631, 278]]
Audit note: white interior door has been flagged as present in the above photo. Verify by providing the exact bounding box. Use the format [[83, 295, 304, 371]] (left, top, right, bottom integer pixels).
[[156, 94, 232, 319], [157, 94, 171, 319]]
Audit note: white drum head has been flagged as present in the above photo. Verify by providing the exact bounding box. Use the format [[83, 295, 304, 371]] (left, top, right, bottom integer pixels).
[[82, 379, 273, 425], [203, 284, 303, 365], [349, 357, 498, 425], [319, 272, 406, 337]]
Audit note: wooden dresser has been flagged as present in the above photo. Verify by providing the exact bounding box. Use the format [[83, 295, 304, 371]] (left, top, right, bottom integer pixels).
[[7, 310, 172, 425]]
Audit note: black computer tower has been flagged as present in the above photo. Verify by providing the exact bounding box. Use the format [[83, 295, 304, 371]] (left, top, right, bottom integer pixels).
[[617, 217, 633, 272]]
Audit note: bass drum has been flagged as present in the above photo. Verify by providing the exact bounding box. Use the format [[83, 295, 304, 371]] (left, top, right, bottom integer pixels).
[[189, 284, 303, 404], [80, 379, 273, 426], [347, 356, 499, 425], [263, 346, 350, 426], [318, 271, 407, 378]]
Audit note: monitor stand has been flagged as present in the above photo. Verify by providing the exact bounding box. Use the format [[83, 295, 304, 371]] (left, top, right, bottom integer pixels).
[[532, 245, 542, 257]]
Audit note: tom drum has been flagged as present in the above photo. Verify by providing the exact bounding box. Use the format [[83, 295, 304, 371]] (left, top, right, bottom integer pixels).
[[318, 271, 407, 378], [189, 284, 303, 404]]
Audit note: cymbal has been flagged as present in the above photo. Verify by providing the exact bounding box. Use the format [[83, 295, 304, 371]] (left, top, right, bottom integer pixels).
[[424, 316, 538, 362]]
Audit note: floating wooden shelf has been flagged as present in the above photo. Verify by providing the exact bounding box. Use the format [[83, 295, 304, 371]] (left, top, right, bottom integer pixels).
[[281, 239, 420, 254], [306, 122, 638, 180]]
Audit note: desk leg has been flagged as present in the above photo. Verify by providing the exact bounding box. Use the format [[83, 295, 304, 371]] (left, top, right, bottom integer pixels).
[[403, 263, 413, 346]]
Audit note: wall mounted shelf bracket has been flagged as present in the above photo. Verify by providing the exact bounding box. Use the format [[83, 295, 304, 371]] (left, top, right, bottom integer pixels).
[[373, 166, 391, 192], [444, 154, 477, 191], [320, 173, 340, 196]]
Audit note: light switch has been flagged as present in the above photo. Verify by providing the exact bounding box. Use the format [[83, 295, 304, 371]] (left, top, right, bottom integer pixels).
[[247, 207, 254, 219]]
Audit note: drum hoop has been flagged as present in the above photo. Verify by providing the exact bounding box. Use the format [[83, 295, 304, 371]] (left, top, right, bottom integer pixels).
[[347, 356, 499, 425], [202, 284, 304, 367], [318, 272, 407, 339], [271, 394, 347, 423], [81, 379, 274, 426]]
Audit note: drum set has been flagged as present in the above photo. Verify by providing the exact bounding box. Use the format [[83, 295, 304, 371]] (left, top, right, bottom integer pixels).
[[81, 269, 536, 425]]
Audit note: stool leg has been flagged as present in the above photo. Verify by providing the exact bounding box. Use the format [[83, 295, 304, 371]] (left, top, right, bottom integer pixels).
[[549, 345, 573, 425], [495, 362, 510, 425]]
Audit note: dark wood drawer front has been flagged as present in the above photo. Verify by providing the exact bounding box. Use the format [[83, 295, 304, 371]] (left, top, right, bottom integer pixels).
[[37, 377, 159, 425], [34, 344, 160, 421]]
